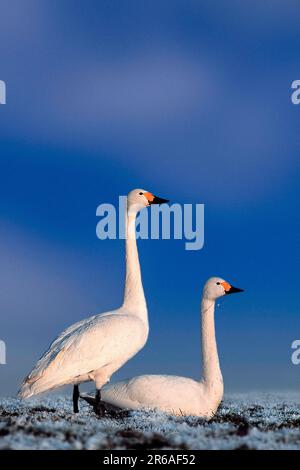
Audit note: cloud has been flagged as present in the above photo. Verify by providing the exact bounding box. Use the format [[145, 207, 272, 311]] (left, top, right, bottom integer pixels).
[[0, 1, 299, 206], [59, 54, 212, 122], [0, 1, 48, 51], [0, 49, 215, 145], [198, 1, 300, 33]]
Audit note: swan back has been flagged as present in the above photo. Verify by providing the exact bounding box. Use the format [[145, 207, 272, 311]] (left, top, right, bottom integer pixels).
[[19, 310, 148, 398], [102, 374, 216, 417]]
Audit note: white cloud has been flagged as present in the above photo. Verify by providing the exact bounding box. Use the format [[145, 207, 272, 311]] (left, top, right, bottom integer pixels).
[[45, 51, 215, 131]]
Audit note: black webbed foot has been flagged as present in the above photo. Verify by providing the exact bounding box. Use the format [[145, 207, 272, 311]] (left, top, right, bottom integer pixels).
[[73, 384, 80, 413]]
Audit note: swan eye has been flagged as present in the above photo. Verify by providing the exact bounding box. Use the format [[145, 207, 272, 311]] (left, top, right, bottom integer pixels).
[[139, 192, 143, 195], [216, 282, 220, 285]]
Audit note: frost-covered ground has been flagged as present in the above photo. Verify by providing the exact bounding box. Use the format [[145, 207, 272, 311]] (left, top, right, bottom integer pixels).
[[0, 393, 300, 450]]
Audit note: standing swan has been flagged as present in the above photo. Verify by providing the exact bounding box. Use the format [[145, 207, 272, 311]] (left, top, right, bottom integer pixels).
[[18, 189, 168, 414], [97, 277, 244, 418]]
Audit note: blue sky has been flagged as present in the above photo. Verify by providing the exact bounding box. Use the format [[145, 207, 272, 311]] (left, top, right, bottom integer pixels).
[[0, 1, 299, 395]]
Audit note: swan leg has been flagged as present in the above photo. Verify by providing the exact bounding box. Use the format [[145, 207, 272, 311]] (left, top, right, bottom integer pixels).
[[94, 389, 105, 417], [73, 384, 80, 413]]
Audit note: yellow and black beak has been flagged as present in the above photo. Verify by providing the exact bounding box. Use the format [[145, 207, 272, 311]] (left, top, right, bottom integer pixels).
[[226, 285, 244, 295], [225, 285, 244, 295], [144, 192, 169, 205], [221, 281, 244, 295], [150, 195, 169, 205]]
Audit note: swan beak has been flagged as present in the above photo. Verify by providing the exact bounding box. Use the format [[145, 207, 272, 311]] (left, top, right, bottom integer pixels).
[[225, 285, 244, 295], [144, 192, 169, 205], [150, 195, 169, 205]]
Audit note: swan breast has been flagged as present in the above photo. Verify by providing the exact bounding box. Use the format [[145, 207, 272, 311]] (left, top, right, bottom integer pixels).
[[102, 374, 214, 417]]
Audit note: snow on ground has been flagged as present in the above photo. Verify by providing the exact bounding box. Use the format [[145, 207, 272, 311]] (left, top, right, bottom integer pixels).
[[0, 392, 300, 450]]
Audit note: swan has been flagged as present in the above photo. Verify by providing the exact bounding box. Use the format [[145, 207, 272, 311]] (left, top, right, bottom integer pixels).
[[18, 189, 169, 415], [95, 277, 244, 418]]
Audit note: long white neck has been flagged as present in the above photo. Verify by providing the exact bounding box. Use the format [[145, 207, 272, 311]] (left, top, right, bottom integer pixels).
[[201, 297, 223, 401], [122, 210, 148, 322]]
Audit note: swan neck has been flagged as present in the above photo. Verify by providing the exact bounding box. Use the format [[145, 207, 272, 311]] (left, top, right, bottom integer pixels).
[[201, 297, 223, 391], [122, 211, 147, 321]]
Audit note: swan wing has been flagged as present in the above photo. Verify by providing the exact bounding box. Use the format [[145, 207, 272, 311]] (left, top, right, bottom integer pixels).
[[19, 313, 146, 397], [102, 375, 206, 415], [25, 314, 99, 379]]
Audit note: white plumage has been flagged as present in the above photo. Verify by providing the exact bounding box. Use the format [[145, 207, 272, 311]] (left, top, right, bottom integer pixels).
[[100, 277, 244, 418], [102, 375, 215, 418], [18, 189, 168, 410], [19, 310, 148, 398]]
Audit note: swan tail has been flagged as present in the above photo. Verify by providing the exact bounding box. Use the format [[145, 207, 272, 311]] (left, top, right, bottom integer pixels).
[[18, 347, 70, 399], [18, 373, 64, 399]]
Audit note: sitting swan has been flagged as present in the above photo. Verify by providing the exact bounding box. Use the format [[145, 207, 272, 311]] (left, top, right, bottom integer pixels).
[[98, 277, 244, 418], [18, 189, 168, 415]]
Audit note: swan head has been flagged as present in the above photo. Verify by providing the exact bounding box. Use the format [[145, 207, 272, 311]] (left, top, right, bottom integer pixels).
[[127, 189, 169, 214], [203, 277, 244, 301]]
